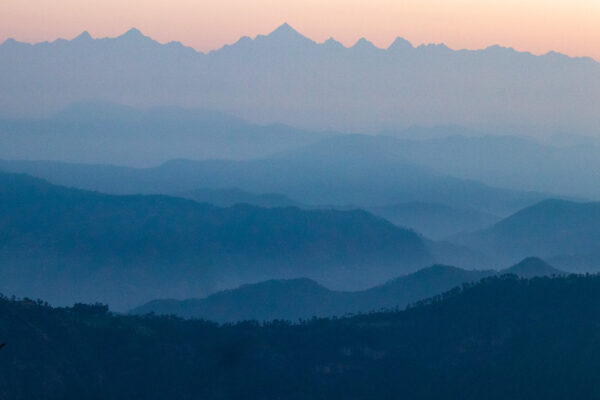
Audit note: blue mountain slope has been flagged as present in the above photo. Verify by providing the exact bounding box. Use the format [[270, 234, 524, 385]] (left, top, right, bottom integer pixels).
[[0, 172, 432, 310]]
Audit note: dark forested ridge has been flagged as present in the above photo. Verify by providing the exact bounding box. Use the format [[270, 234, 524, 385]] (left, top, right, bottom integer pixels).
[[0, 173, 432, 310], [131, 258, 564, 321], [2, 275, 600, 399]]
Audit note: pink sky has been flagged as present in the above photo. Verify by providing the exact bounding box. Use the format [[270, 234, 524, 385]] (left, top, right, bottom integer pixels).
[[1, 0, 599, 60]]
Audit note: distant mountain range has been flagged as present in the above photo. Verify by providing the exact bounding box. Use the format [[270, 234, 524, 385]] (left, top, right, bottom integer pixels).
[[180, 187, 301, 208], [171, 198, 501, 240], [1, 24, 599, 135], [0, 101, 330, 167], [0, 101, 600, 205], [368, 202, 500, 239], [0, 173, 433, 310], [455, 199, 600, 267], [0, 133, 548, 216], [3, 101, 600, 200], [132, 257, 563, 322], [376, 133, 600, 199]]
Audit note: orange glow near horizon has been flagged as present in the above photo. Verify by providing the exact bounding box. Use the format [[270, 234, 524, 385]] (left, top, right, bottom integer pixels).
[[1, 0, 599, 61]]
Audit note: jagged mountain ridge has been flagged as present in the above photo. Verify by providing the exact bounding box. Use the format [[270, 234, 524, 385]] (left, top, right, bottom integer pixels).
[[2, 23, 598, 134]]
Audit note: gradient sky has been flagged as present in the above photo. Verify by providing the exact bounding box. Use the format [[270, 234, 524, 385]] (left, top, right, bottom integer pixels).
[[1, 0, 599, 60]]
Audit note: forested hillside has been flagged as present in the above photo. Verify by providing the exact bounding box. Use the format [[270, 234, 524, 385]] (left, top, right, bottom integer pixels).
[[3, 275, 600, 399]]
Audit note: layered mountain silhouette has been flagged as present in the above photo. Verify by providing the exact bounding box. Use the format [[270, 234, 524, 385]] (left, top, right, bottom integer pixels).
[[5, 274, 600, 399], [0, 173, 433, 310], [4, 102, 600, 199], [0, 101, 329, 166], [377, 132, 600, 199], [1, 24, 599, 134], [4, 274, 600, 399], [368, 202, 500, 239], [2, 21, 600, 400], [455, 199, 600, 267], [180, 188, 301, 208], [3, 102, 600, 199], [132, 258, 563, 322], [5, 275, 600, 400], [131, 265, 492, 321], [0, 133, 547, 216]]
